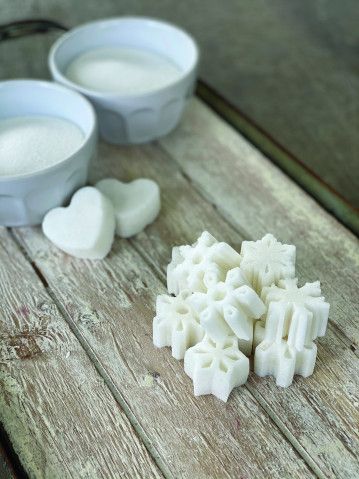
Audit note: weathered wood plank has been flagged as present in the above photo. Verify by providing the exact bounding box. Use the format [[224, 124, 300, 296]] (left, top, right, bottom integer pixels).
[[13, 134, 358, 477], [89, 138, 358, 479], [13, 229, 314, 479], [196, 81, 359, 237], [0, 228, 162, 479], [160, 99, 359, 346]]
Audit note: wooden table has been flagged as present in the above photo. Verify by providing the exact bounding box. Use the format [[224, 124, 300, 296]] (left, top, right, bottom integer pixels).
[[1, 98, 358, 478], [1, 8, 359, 479]]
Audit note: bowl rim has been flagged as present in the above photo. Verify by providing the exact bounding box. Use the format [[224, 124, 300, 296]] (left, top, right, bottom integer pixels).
[[48, 16, 200, 100], [0, 79, 97, 183]]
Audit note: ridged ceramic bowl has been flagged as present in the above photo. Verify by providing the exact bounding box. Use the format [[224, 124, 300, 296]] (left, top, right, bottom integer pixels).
[[49, 17, 199, 144], [0, 80, 97, 226]]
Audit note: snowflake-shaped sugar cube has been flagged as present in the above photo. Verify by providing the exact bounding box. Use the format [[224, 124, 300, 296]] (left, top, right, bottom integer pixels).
[[255, 336, 317, 388], [167, 231, 241, 295], [184, 335, 249, 402], [153, 231, 330, 394], [153, 290, 204, 360], [254, 292, 326, 386], [240, 234, 296, 294], [253, 320, 266, 349], [261, 278, 330, 344], [188, 268, 265, 354]]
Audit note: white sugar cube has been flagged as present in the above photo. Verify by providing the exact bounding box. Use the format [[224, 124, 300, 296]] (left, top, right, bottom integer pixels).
[[184, 335, 249, 402], [96, 178, 160, 238], [240, 233, 296, 294], [42, 186, 115, 259], [153, 290, 204, 360], [167, 231, 241, 295]]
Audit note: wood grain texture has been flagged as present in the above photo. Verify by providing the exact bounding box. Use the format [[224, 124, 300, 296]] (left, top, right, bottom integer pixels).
[[94, 139, 359, 479], [0, 228, 162, 479], [1, 0, 358, 205], [13, 127, 359, 478], [160, 99, 359, 347], [1, 3, 358, 475], [94, 138, 359, 479], [13, 227, 314, 479]]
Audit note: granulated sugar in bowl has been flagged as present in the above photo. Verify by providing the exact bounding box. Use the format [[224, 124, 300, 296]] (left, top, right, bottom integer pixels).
[[0, 80, 97, 226]]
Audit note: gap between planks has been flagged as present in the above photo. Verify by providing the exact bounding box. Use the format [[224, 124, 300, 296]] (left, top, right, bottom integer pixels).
[[0, 228, 163, 479], [0, 425, 23, 479], [7, 228, 171, 479], [12, 228, 323, 479]]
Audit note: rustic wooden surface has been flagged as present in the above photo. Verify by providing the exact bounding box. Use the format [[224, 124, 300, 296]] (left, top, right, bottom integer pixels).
[[0, 229, 162, 479], [0, 98, 357, 478], [1, 0, 358, 207], [0, 4, 359, 477]]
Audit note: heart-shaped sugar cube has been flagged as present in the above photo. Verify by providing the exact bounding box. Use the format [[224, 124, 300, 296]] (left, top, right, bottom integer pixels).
[[96, 178, 160, 238], [42, 186, 115, 259]]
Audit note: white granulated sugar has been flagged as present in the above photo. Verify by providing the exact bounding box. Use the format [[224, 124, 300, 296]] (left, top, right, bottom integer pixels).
[[65, 46, 182, 95], [0, 116, 84, 176]]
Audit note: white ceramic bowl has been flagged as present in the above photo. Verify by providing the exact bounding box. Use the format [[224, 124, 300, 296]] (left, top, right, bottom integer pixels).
[[0, 80, 97, 226], [49, 17, 199, 144]]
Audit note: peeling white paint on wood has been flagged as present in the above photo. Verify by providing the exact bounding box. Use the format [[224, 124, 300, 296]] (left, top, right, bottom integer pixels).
[[0, 228, 161, 479]]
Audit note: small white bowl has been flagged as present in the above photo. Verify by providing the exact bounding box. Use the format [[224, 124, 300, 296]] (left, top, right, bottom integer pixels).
[[0, 80, 97, 226], [49, 17, 199, 144]]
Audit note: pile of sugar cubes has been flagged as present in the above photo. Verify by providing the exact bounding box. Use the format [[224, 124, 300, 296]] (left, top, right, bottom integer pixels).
[[153, 231, 329, 402]]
